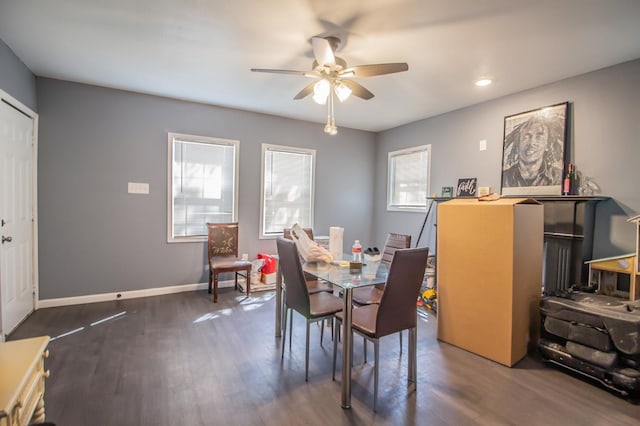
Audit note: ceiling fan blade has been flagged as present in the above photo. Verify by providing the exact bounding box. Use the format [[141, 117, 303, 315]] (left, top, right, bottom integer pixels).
[[293, 82, 316, 100], [251, 68, 318, 77], [343, 63, 409, 77], [311, 37, 336, 67], [340, 80, 374, 100]]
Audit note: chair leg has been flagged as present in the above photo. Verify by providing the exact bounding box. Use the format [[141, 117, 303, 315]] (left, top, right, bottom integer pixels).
[[281, 289, 286, 331], [320, 320, 324, 346], [208, 269, 213, 294], [330, 318, 334, 341], [305, 321, 311, 382], [281, 308, 288, 360], [409, 327, 417, 383], [364, 338, 367, 363], [374, 338, 380, 412], [400, 330, 403, 355], [234, 272, 238, 290], [245, 268, 251, 295], [332, 318, 340, 380], [213, 272, 219, 303], [289, 309, 293, 351]]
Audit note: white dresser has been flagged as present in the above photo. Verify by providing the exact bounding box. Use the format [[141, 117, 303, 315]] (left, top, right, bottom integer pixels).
[[0, 336, 50, 426]]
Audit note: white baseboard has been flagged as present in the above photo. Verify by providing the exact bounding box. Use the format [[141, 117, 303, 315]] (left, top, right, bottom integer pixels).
[[37, 279, 241, 309]]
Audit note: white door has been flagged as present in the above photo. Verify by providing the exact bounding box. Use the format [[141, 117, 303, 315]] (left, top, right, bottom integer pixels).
[[0, 95, 36, 338]]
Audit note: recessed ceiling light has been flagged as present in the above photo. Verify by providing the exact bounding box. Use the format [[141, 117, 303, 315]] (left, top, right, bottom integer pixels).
[[475, 78, 493, 87]]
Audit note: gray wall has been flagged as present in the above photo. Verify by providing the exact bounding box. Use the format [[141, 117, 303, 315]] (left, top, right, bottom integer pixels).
[[4, 33, 639, 299], [374, 59, 640, 258], [0, 38, 37, 111], [36, 78, 376, 299]]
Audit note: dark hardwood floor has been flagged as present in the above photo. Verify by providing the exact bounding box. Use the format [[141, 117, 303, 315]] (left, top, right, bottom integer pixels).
[[9, 289, 640, 426]]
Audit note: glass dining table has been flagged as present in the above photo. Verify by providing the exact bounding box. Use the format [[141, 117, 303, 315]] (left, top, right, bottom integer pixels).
[[274, 256, 390, 409]]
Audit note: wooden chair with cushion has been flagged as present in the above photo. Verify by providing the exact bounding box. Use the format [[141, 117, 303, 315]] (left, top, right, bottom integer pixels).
[[332, 246, 429, 411], [276, 237, 343, 381], [207, 222, 252, 303]]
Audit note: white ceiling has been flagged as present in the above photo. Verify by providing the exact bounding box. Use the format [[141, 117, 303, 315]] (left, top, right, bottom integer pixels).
[[1, 0, 640, 132]]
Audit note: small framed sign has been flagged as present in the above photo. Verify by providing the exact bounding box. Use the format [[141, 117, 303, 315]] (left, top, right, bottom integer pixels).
[[441, 186, 453, 198], [456, 178, 477, 197]]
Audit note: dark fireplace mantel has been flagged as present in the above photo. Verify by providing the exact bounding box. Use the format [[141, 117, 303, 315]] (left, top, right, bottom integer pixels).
[[521, 196, 609, 293], [425, 195, 608, 293]]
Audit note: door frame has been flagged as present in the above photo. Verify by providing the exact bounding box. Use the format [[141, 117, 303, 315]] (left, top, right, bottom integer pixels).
[[0, 89, 39, 340]]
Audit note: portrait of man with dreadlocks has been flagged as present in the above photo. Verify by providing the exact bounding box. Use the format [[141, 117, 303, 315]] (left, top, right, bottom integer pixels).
[[501, 103, 567, 196]]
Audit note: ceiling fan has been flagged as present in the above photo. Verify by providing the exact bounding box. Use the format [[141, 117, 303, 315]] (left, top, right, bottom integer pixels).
[[251, 36, 408, 135]]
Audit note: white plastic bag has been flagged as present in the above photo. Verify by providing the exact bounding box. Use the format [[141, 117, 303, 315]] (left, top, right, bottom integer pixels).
[[290, 223, 333, 263]]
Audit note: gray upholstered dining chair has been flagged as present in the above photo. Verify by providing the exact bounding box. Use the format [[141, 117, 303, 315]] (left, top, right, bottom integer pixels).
[[283, 227, 333, 293], [332, 246, 429, 411], [351, 233, 412, 359], [276, 237, 343, 381], [281, 227, 333, 330], [351, 233, 411, 305]]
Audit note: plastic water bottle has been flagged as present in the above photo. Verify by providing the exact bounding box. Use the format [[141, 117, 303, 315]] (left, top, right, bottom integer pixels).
[[352, 240, 362, 263]]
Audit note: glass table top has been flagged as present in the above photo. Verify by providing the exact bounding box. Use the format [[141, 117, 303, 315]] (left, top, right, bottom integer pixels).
[[302, 259, 389, 289]]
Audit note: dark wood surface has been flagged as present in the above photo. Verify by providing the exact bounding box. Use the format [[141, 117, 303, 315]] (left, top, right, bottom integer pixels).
[[9, 289, 639, 425]]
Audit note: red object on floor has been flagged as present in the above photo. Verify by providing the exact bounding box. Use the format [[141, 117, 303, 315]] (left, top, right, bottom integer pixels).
[[257, 253, 277, 274]]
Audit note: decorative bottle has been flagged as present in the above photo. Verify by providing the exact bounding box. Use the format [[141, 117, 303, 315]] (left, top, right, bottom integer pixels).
[[563, 163, 574, 195], [352, 240, 362, 263]]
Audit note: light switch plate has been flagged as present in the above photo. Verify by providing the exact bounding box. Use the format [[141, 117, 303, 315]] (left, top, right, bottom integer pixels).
[[128, 182, 149, 194], [479, 139, 487, 151]]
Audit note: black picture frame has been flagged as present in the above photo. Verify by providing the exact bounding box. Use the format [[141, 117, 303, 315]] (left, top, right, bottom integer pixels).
[[456, 178, 477, 197], [441, 186, 453, 198], [500, 102, 568, 196]]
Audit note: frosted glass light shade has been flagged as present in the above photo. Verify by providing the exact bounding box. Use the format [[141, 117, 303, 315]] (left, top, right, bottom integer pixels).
[[313, 79, 330, 104], [334, 82, 352, 102]]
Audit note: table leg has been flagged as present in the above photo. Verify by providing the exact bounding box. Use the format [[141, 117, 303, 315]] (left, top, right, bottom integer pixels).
[[275, 261, 282, 337], [341, 287, 353, 409]]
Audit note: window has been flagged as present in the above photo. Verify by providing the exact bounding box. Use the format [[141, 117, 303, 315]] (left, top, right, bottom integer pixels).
[[387, 145, 431, 211], [260, 144, 315, 238], [167, 133, 239, 242]]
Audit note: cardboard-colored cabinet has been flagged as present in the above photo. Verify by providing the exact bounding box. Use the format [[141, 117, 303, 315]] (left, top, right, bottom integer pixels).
[[0, 336, 50, 426], [436, 198, 543, 367]]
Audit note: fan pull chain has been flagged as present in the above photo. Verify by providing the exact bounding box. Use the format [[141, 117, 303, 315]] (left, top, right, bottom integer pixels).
[[324, 86, 337, 135]]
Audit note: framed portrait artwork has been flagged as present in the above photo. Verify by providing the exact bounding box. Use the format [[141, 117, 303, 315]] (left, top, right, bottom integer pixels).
[[500, 102, 568, 196]]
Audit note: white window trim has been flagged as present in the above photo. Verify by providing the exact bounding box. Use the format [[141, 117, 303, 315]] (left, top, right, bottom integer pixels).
[[387, 144, 431, 212], [167, 132, 239, 243], [259, 143, 316, 239]]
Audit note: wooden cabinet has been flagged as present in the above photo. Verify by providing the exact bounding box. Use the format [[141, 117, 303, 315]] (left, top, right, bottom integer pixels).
[[586, 214, 640, 301], [0, 336, 50, 426], [436, 198, 543, 367]]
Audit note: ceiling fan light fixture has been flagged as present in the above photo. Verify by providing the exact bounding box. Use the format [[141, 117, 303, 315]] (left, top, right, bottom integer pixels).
[[313, 79, 330, 104], [334, 82, 352, 102], [251, 36, 408, 134]]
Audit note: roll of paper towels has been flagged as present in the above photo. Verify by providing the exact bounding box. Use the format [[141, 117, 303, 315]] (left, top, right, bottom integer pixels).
[[329, 227, 344, 260]]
